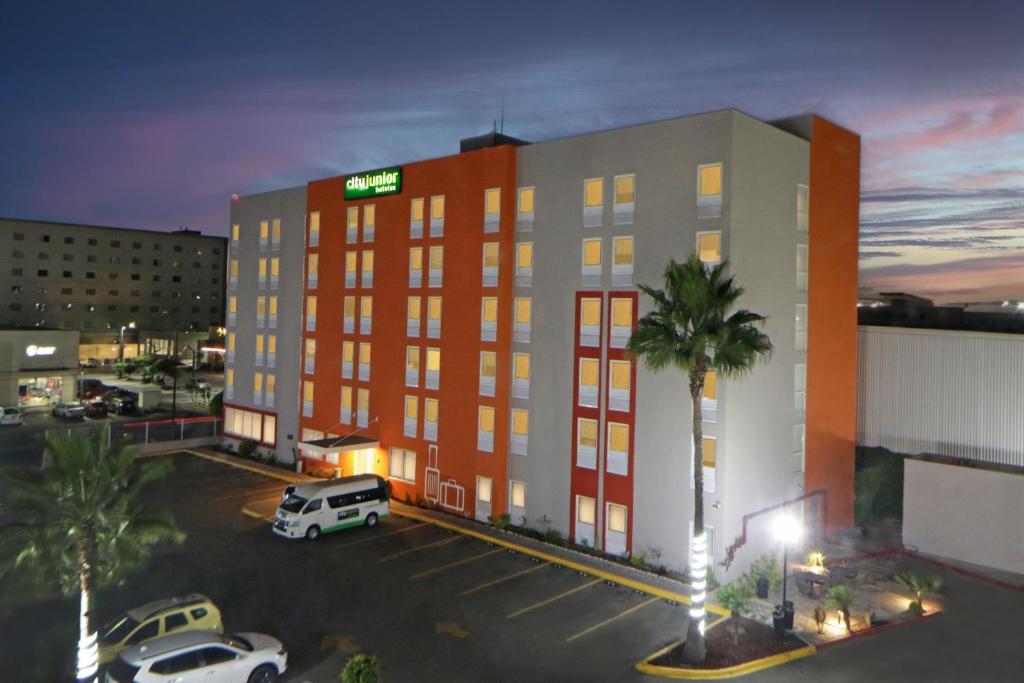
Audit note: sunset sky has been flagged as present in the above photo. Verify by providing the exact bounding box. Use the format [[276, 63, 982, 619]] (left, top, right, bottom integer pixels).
[[1, 1, 1021, 303]]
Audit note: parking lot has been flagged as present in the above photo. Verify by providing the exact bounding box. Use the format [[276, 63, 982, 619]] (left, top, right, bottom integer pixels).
[[4, 452, 1022, 682]]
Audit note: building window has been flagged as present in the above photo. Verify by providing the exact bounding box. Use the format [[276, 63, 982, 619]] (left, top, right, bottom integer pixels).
[[404, 395, 418, 437], [484, 188, 500, 232], [607, 422, 629, 475], [425, 398, 441, 441], [270, 257, 280, 288], [613, 174, 635, 224], [342, 340, 355, 379], [307, 253, 318, 289], [225, 369, 234, 399], [479, 351, 496, 397], [517, 186, 535, 230], [340, 386, 353, 424], [510, 408, 528, 455], [580, 297, 601, 347], [796, 304, 807, 352], [425, 347, 441, 390], [797, 184, 809, 232], [427, 296, 442, 339], [258, 258, 268, 288], [609, 360, 631, 412], [309, 211, 320, 246], [268, 296, 278, 328], [697, 163, 723, 218], [407, 296, 421, 337], [606, 503, 628, 555], [513, 297, 531, 343], [267, 335, 277, 368], [577, 418, 598, 469], [359, 342, 371, 382], [697, 231, 721, 266], [361, 250, 374, 288], [304, 338, 316, 375], [477, 476, 493, 506], [259, 220, 269, 249], [700, 436, 717, 492], [408, 247, 423, 288], [583, 178, 603, 227], [794, 362, 807, 413], [578, 358, 599, 408], [510, 480, 526, 516], [256, 296, 266, 328], [430, 195, 445, 236], [64, 236, 74, 244], [481, 297, 498, 341], [582, 238, 602, 285], [405, 346, 420, 387], [428, 245, 444, 288], [410, 198, 424, 238], [515, 242, 533, 287], [702, 370, 718, 422], [793, 424, 805, 472], [610, 298, 633, 349], [347, 206, 359, 244], [796, 244, 808, 292], [389, 447, 416, 483], [229, 259, 239, 287], [482, 242, 499, 287], [611, 236, 634, 286], [576, 496, 597, 547], [343, 296, 356, 333], [360, 296, 373, 335], [512, 352, 530, 399], [363, 205, 376, 243], [357, 387, 370, 426], [265, 374, 276, 408], [272, 218, 282, 248], [253, 372, 264, 403], [477, 406, 495, 452]]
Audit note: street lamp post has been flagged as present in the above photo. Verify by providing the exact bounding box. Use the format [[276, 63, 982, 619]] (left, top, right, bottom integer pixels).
[[118, 321, 136, 363], [774, 513, 802, 634]]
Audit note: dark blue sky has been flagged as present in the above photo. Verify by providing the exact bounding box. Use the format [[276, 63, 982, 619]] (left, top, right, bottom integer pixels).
[[2, 1, 1023, 301]]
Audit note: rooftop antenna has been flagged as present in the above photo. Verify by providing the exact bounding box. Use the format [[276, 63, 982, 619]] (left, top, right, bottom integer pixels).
[[500, 97, 505, 134]]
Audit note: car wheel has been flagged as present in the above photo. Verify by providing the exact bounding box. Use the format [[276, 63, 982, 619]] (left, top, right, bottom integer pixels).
[[366, 512, 379, 528], [305, 525, 321, 541], [247, 664, 278, 683]]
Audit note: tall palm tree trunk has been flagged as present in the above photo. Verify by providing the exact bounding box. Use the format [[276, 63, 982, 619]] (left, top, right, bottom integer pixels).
[[685, 370, 707, 662], [76, 544, 98, 681]]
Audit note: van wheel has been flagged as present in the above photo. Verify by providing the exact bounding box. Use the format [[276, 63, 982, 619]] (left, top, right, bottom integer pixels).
[[366, 513, 379, 528], [305, 525, 321, 541], [248, 664, 278, 683]]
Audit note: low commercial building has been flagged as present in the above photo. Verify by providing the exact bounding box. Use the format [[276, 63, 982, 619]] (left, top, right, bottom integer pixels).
[[225, 110, 860, 580], [0, 329, 80, 408]]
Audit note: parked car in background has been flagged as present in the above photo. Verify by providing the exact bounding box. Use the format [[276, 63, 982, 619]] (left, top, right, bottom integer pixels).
[[84, 400, 109, 419], [0, 406, 24, 426], [98, 594, 223, 666], [105, 630, 286, 683], [103, 390, 136, 415], [79, 378, 113, 400], [52, 401, 86, 420]]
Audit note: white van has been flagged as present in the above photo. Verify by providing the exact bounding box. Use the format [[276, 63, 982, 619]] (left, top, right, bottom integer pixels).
[[273, 475, 389, 540]]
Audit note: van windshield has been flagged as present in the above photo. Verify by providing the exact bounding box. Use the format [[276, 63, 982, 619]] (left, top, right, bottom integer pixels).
[[101, 616, 140, 645], [280, 495, 307, 513]]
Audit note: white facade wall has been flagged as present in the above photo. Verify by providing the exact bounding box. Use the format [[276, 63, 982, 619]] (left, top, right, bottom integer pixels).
[[858, 326, 1024, 468]]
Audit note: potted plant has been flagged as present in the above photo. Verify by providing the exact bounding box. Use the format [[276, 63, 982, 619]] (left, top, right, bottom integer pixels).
[[716, 582, 755, 645], [826, 585, 857, 633], [748, 554, 782, 599], [897, 572, 941, 615]]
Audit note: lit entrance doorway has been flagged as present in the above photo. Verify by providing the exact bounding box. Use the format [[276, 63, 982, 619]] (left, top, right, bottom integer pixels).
[[296, 433, 380, 478]]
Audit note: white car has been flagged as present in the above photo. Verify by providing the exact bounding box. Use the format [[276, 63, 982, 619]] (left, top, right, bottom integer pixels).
[[52, 401, 87, 420], [105, 630, 286, 683], [0, 406, 23, 426]]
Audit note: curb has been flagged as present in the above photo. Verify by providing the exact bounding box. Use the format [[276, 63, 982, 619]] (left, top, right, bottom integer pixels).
[[241, 507, 275, 522], [182, 448, 312, 484], [813, 608, 942, 650], [635, 638, 816, 680], [395, 506, 730, 617]]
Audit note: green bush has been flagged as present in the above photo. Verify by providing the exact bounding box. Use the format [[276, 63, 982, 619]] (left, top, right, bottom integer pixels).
[[341, 654, 380, 683], [542, 527, 564, 544], [237, 439, 257, 460], [855, 446, 904, 526], [490, 513, 511, 530], [826, 585, 857, 633], [716, 581, 755, 644], [748, 554, 782, 590]]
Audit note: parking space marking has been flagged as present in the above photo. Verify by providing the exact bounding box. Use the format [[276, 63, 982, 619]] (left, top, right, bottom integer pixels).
[[378, 535, 464, 562], [328, 522, 428, 549], [506, 578, 602, 619], [457, 562, 551, 597], [564, 596, 660, 643], [210, 486, 283, 503], [411, 548, 505, 580]]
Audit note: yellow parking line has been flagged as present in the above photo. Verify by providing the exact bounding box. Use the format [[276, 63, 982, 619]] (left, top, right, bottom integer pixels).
[[329, 523, 427, 549], [458, 562, 550, 597], [411, 548, 505, 580], [378, 535, 463, 562], [565, 596, 659, 643], [211, 486, 282, 503], [241, 507, 275, 522], [506, 578, 602, 619]]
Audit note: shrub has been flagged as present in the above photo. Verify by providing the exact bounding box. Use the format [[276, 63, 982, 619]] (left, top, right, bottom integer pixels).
[[542, 527, 564, 545], [748, 554, 782, 590], [897, 572, 941, 615], [716, 582, 756, 644], [490, 513, 511, 531], [237, 439, 257, 460], [341, 654, 380, 683], [855, 446, 904, 526], [826, 585, 857, 633]]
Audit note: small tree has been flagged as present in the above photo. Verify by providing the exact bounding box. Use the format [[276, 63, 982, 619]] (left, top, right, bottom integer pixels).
[[153, 358, 179, 382], [826, 585, 857, 633], [122, 358, 140, 380], [897, 572, 941, 615], [341, 654, 380, 683], [716, 582, 755, 645]]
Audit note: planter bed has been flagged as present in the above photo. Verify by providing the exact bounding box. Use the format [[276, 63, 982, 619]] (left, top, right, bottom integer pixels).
[[651, 617, 807, 670]]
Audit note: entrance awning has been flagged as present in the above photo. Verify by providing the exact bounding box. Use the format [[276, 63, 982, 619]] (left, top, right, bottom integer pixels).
[[298, 433, 379, 455]]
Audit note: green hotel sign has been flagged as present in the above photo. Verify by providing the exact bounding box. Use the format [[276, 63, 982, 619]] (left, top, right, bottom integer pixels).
[[344, 166, 402, 200]]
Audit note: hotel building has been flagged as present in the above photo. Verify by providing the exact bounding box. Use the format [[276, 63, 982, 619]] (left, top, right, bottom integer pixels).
[[223, 110, 859, 578]]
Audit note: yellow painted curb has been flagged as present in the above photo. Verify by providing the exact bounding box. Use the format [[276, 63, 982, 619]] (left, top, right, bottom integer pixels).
[[241, 507, 275, 522], [396, 506, 729, 617], [182, 448, 307, 484], [635, 640, 816, 680]]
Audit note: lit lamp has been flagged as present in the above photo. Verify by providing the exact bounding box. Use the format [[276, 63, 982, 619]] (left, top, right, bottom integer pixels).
[[774, 513, 802, 632], [118, 321, 136, 362]]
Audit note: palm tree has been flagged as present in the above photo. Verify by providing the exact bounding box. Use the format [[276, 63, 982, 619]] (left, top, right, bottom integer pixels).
[[628, 255, 772, 662], [0, 431, 184, 681], [897, 572, 941, 615]]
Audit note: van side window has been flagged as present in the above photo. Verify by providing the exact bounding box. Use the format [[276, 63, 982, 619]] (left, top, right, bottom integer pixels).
[[164, 612, 188, 632], [303, 498, 322, 513], [190, 607, 208, 620], [125, 619, 159, 645]]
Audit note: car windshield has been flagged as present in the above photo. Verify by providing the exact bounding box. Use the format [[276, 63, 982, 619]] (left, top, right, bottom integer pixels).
[[223, 635, 254, 652], [279, 495, 307, 513], [101, 616, 140, 645]]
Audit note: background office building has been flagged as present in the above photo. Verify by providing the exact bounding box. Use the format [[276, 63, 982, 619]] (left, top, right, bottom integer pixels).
[[0, 217, 227, 363], [225, 110, 859, 580], [0, 329, 80, 408]]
